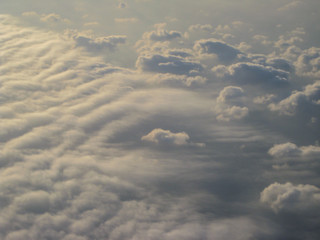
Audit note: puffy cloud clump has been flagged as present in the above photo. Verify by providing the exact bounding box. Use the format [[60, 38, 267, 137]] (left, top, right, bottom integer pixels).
[[212, 62, 290, 85], [146, 29, 182, 42], [141, 23, 182, 42], [269, 81, 320, 115], [217, 86, 244, 103], [260, 182, 320, 212], [194, 39, 242, 63], [215, 86, 248, 122], [268, 142, 301, 158], [216, 106, 249, 122], [268, 142, 320, 158], [142, 128, 205, 147], [66, 30, 126, 51], [295, 47, 320, 78], [136, 53, 203, 75], [1, 1, 320, 237]]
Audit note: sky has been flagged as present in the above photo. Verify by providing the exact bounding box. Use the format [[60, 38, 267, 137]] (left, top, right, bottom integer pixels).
[[0, 0, 320, 239]]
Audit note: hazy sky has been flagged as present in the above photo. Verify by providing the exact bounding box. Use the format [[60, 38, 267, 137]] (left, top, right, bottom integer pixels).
[[0, 1, 320, 240]]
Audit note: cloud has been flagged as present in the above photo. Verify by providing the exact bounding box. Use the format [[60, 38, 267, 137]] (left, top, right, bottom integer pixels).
[[277, 1, 304, 12], [217, 86, 244, 103], [1, 2, 320, 238], [194, 39, 242, 63], [269, 81, 320, 115], [268, 142, 320, 159], [22, 12, 71, 25], [260, 182, 320, 212], [295, 47, 320, 78], [188, 24, 213, 32], [147, 73, 207, 87], [142, 23, 182, 42], [141, 128, 205, 147], [268, 142, 302, 158], [114, 18, 138, 23], [136, 53, 203, 75], [216, 106, 249, 122], [13, 191, 51, 214], [40, 13, 71, 24], [253, 94, 276, 104], [263, 58, 295, 73], [141, 128, 189, 145], [66, 30, 126, 51], [118, 2, 128, 8], [212, 62, 290, 85]]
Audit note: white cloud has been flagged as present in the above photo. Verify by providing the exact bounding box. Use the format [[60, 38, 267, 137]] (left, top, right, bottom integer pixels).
[[269, 81, 320, 115], [194, 39, 242, 63], [141, 23, 182, 42], [217, 86, 244, 103], [141, 128, 204, 147], [295, 47, 320, 78], [216, 106, 249, 122], [253, 94, 276, 104], [269, 142, 320, 159], [69, 32, 127, 52], [1, 1, 320, 237], [268, 142, 302, 158], [260, 182, 320, 212]]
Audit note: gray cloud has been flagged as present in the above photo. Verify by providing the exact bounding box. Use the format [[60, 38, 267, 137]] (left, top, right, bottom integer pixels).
[[261, 182, 320, 212], [141, 128, 205, 147], [141, 23, 182, 42], [216, 105, 249, 122], [269, 81, 320, 115], [188, 24, 213, 32], [269, 142, 320, 159], [1, 2, 320, 238], [67, 30, 126, 51], [212, 62, 290, 85], [194, 39, 243, 63], [136, 53, 203, 74], [295, 47, 320, 78], [217, 86, 244, 103]]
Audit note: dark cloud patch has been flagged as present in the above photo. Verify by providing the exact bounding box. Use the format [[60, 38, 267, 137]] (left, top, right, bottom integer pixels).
[[69, 32, 126, 51], [212, 62, 290, 86], [295, 47, 320, 78], [136, 53, 203, 74], [269, 81, 320, 115], [194, 39, 243, 63]]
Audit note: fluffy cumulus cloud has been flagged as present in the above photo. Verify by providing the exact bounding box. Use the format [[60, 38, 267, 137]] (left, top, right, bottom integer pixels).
[[67, 30, 127, 51], [217, 86, 244, 103], [141, 128, 205, 147], [261, 182, 320, 212], [1, 0, 320, 238], [295, 47, 320, 78], [141, 128, 190, 145], [269, 81, 320, 115], [194, 39, 242, 63], [212, 62, 290, 85], [140, 23, 182, 42], [268, 142, 320, 159], [216, 106, 249, 122]]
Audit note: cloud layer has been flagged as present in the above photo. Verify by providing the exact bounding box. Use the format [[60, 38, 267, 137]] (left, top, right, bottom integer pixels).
[[0, 0, 320, 238]]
